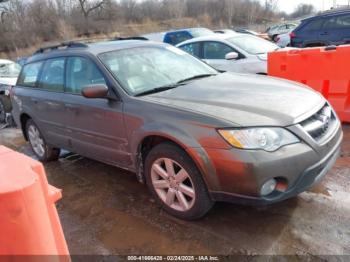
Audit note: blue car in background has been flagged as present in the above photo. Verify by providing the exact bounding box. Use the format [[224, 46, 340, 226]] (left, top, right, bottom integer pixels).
[[143, 28, 214, 45], [291, 9, 350, 47]]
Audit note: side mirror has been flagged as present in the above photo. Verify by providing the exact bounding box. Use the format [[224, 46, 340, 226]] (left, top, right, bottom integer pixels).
[[82, 84, 109, 99], [225, 52, 239, 60]]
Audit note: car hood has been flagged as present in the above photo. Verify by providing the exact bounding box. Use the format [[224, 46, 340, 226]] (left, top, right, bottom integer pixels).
[[0, 77, 17, 86], [143, 73, 324, 127]]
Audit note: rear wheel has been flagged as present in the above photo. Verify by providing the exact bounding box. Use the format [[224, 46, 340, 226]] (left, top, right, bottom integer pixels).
[[144, 143, 213, 220], [25, 119, 60, 162], [0, 98, 6, 123]]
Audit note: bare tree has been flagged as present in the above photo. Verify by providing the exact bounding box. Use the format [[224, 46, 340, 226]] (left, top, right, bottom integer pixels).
[[289, 4, 316, 19], [77, 0, 106, 19], [224, 0, 237, 26], [0, 0, 10, 23]]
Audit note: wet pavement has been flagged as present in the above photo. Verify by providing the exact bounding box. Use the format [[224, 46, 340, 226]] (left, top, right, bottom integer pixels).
[[0, 125, 349, 256]]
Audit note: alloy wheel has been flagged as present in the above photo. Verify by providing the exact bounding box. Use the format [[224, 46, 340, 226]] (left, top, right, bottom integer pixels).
[[151, 158, 196, 212], [28, 125, 45, 157]]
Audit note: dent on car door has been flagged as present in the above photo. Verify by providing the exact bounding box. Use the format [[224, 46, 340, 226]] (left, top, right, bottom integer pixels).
[[202, 41, 243, 72], [63, 56, 130, 167]]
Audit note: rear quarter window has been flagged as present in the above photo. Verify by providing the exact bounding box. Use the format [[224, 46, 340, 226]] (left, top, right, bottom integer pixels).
[[17, 61, 43, 87], [301, 19, 324, 31]]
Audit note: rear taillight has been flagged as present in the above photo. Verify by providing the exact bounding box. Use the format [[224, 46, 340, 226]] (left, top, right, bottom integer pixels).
[[290, 32, 296, 39]]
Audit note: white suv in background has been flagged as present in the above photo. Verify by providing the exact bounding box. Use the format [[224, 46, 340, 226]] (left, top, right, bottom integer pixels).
[[177, 33, 279, 75]]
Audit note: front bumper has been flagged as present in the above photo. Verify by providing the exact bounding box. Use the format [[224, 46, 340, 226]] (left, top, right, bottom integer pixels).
[[204, 124, 343, 205]]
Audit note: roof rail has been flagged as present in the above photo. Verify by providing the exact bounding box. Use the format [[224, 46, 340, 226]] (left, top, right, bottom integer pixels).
[[320, 7, 350, 15], [112, 36, 149, 41], [34, 41, 88, 54]]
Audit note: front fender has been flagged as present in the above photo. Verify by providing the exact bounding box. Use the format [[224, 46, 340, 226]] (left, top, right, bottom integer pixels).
[[129, 121, 221, 191]]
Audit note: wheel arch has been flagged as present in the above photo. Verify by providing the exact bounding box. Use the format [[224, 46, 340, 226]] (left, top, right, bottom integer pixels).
[[20, 113, 32, 140], [134, 133, 217, 192]]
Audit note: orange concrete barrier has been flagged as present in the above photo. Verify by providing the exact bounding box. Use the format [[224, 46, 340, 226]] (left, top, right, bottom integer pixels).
[[0, 146, 69, 256], [268, 45, 350, 123]]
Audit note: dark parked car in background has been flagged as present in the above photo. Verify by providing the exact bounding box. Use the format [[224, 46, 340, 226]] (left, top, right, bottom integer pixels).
[[291, 9, 350, 47], [11, 40, 342, 220], [143, 27, 214, 45]]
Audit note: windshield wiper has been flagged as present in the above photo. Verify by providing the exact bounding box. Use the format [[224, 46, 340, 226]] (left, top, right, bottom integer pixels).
[[135, 83, 185, 97], [134, 74, 216, 97], [176, 74, 216, 84]]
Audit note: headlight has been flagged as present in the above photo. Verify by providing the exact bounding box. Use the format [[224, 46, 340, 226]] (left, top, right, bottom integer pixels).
[[218, 128, 300, 152]]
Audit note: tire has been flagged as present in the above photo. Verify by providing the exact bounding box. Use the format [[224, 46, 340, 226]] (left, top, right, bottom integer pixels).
[[272, 35, 278, 42], [144, 143, 214, 220], [0, 96, 10, 124], [25, 119, 60, 162]]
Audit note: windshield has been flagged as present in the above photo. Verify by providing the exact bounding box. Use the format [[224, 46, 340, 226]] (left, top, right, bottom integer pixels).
[[227, 35, 278, 55], [0, 62, 21, 78], [190, 28, 214, 38], [99, 46, 217, 96]]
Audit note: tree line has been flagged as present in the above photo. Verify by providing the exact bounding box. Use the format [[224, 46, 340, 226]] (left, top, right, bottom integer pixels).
[[0, 0, 314, 56]]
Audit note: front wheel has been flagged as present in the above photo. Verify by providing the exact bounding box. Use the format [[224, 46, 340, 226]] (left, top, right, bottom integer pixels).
[[26, 119, 60, 162], [144, 143, 213, 220]]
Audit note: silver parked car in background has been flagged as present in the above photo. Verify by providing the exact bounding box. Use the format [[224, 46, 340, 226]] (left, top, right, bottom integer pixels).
[[177, 33, 279, 74], [0, 59, 21, 123], [267, 23, 298, 41]]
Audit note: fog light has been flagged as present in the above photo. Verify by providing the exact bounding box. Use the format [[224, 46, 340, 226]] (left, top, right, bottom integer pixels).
[[260, 179, 277, 196]]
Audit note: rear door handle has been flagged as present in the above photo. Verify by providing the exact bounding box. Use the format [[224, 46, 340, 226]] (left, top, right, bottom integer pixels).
[[320, 32, 329, 36]]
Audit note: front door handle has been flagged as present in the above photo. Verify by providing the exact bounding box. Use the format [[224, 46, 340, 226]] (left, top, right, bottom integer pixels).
[[320, 32, 329, 36]]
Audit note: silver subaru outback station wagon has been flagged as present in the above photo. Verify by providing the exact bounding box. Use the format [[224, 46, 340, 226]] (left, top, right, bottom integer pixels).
[[11, 40, 343, 220]]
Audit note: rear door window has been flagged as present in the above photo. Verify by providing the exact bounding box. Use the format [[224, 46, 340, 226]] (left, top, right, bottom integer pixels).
[[203, 41, 234, 59], [179, 42, 201, 58], [65, 57, 107, 95], [38, 58, 65, 92], [17, 62, 43, 87]]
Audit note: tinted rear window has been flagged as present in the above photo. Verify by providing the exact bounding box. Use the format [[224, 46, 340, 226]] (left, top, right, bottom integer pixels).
[[17, 62, 43, 87]]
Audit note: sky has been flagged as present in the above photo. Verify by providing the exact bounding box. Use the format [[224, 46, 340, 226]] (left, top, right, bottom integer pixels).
[[269, 0, 350, 13]]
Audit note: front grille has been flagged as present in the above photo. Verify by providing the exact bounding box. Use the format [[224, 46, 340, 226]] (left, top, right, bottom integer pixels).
[[300, 103, 336, 142]]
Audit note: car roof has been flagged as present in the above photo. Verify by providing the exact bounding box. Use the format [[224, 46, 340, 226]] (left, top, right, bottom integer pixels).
[[303, 9, 350, 21], [176, 33, 246, 46], [26, 40, 166, 64]]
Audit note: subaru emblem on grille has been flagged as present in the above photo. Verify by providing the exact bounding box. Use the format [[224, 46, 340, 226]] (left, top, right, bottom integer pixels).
[[316, 107, 331, 132]]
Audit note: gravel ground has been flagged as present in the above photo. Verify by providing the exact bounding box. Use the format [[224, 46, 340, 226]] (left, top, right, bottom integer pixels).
[[1, 125, 349, 256]]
